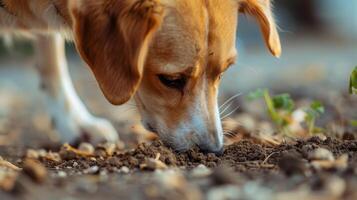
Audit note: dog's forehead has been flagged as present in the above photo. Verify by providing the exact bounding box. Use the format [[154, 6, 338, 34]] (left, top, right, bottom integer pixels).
[[150, 0, 238, 74], [206, 0, 238, 71]]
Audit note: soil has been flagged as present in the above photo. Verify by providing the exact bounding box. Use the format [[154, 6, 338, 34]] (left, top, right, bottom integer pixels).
[[38, 137, 357, 174], [1, 136, 357, 200]]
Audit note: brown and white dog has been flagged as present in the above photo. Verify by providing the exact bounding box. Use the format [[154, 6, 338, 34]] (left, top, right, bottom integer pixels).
[[0, 0, 281, 153]]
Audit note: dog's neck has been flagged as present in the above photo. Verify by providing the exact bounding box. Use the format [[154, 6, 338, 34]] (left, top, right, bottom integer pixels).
[[0, 0, 72, 33]]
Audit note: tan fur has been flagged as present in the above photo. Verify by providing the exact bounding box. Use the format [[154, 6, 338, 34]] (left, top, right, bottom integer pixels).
[[70, 0, 164, 105], [1, 0, 281, 151]]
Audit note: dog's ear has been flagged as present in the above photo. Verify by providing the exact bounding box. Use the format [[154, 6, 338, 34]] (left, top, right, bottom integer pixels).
[[239, 0, 281, 57], [69, 0, 164, 105]]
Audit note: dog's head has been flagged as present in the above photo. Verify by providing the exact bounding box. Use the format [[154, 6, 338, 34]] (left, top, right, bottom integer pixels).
[[69, 0, 281, 153]]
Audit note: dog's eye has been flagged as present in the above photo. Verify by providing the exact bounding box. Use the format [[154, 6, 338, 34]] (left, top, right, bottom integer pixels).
[[158, 74, 187, 90]]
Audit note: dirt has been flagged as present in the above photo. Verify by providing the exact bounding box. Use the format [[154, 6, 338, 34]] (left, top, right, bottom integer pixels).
[[1, 136, 356, 200], [39, 136, 357, 174]]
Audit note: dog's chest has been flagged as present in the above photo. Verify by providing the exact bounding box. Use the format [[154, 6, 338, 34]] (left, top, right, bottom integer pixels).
[[0, 0, 70, 32]]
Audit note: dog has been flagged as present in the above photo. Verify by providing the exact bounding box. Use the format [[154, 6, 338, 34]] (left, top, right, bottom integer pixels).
[[0, 0, 281, 153]]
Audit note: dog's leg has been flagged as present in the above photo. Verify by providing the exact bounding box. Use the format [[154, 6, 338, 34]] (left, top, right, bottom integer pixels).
[[35, 34, 118, 144]]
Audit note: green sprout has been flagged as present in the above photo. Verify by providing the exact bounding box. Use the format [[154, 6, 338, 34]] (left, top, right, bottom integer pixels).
[[247, 89, 325, 136], [350, 120, 357, 127], [247, 89, 294, 134], [305, 101, 325, 135], [348, 67, 356, 127], [350, 66, 357, 94]]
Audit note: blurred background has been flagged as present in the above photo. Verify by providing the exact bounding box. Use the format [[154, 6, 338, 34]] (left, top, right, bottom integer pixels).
[[225, 0, 357, 94], [0, 0, 356, 147]]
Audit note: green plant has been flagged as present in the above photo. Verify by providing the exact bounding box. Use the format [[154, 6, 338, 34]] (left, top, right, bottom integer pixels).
[[305, 101, 325, 135], [348, 67, 357, 127], [350, 66, 357, 94], [247, 89, 325, 136], [350, 120, 357, 127], [247, 89, 294, 134]]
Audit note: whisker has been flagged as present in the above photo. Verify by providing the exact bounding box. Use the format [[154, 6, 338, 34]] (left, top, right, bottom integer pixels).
[[223, 131, 238, 138], [220, 106, 241, 120], [219, 102, 233, 115], [223, 130, 236, 135], [219, 92, 242, 110]]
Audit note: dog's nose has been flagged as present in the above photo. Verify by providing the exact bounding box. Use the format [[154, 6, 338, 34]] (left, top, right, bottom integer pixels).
[[201, 146, 224, 156], [198, 141, 224, 156]]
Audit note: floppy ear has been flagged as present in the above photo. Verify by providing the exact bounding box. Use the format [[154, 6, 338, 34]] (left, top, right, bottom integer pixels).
[[69, 0, 164, 105], [239, 0, 281, 57]]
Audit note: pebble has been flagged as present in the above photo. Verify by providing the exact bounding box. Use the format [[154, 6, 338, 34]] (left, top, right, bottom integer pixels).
[[190, 164, 212, 178], [140, 158, 167, 171], [325, 176, 346, 198], [119, 166, 130, 174], [308, 148, 335, 161], [156, 170, 186, 189], [211, 166, 238, 185], [278, 154, 306, 176], [78, 143, 95, 154], [102, 143, 116, 156], [0, 166, 19, 191], [22, 158, 47, 184], [57, 171, 67, 178], [84, 166, 99, 174], [26, 149, 40, 159]]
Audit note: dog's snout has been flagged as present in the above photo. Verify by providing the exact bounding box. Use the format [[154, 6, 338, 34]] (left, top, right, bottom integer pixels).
[[201, 145, 224, 156], [198, 132, 224, 155]]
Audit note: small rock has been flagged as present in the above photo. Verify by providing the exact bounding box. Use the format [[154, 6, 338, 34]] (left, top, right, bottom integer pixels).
[[308, 148, 334, 161], [45, 152, 61, 162], [22, 159, 47, 184], [156, 170, 186, 189], [78, 143, 95, 154], [0, 157, 21, 171], [191, 164, 212, 178], [26, 149, 40, 159], [101, 143, 116, 156], [311, 154, 348, 171], [119, 166, 130, 174], [60, 143, 94, 160], [315, 134, 327, 141], [57, 171, 67, 178], [278, 154, 306, 176], [211, 166, 237, 185], [0, 165, 19, 192], [26, 149, 61, 162], [140, 158, 167, 171], [94, 149, 107, 157], [84, 166, 99, 174], [325, 176, 346, 198]]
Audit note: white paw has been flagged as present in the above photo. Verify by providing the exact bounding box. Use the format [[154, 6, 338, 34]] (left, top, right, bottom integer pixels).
[[78, 117, 119, 144]]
